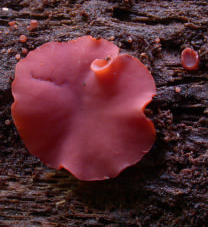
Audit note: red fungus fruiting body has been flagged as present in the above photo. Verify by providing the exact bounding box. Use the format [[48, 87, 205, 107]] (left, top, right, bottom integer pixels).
[[11, 36, 156, 181], [175, 86, 181, 93], [21, 48, 28, 55], [27, 19, 38, 30], [181, 47, 199, 71], [8, 21, 16, 27], [15, 53, 21, 61], [30, 19, 38, 28], [19, 35, 27, 43]]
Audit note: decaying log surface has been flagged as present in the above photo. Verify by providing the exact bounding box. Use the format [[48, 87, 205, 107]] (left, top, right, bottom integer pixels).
[[0, 0, 207, 226]]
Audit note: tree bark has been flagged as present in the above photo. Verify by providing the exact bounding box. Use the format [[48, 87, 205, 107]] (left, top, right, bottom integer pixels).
[[0, 0, 207, 226]]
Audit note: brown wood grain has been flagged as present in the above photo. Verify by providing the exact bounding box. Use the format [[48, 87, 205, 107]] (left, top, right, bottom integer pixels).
[[0, 1, 207, 226]]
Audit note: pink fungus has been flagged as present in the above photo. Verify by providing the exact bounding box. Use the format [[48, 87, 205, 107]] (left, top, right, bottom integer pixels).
[[21, 48, 28, 55], [11, 36, 156, 181], [19, 35, 27, 43], [15, 53, 21, 61], [155, 38, 160, 44], [8, 21, 16, 27], [181, 47, 199, 71], [27, 19, 38, 30], [175, 86, 181, 93]]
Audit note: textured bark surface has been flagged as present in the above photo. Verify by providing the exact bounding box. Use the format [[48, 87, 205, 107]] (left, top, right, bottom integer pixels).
[[0, 0, 208, 226]]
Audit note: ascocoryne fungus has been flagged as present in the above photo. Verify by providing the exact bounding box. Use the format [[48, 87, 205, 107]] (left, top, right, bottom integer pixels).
[[11, 36, 156, 181], [181, 47, 199, 71]]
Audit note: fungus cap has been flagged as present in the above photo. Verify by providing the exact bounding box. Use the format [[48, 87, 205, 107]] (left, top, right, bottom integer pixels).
[[12, 36, 156, 181], [181, 47, 199, 70]]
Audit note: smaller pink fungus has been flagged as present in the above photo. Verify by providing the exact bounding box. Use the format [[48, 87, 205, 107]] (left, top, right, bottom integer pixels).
[[155, 38, 160, 44], [8, 21, 16, 27], [19, 35, 27, 43], [27, 19, 38, 30], [21, 48, 28, 55], [15, 53, 21, 61], [11, 36, 156, 181], [181, 47, 199, 71], [175, 86, 181, 93]]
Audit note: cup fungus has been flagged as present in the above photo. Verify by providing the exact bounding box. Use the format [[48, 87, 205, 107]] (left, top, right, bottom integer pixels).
[[181, 47, 199, 71], [11, 36, 156, 181]]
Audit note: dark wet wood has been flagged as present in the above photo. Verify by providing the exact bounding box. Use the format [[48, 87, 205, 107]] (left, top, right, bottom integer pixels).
[[0, 1, 207, 226]]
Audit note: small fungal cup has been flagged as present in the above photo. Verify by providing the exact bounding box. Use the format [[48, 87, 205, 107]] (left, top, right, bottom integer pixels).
[[181, 47, 199, 71]]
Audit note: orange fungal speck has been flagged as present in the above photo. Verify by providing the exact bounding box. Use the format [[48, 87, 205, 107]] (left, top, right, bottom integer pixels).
[[21, 48, 28, 55], [27, 19, 38, 30], [30, 20, 38, 29], [19, 35, 27, 43], [175, 86, 181, 93], [8, 21, 16, 27], [15, 54, 21, 61], [181, 48, 199, 71]]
